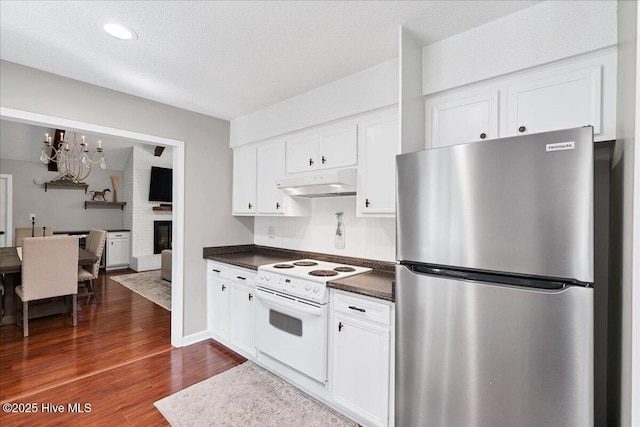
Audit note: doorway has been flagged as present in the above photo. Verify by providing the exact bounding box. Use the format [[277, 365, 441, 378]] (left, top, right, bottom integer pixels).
[[0, 174, 12, 248]]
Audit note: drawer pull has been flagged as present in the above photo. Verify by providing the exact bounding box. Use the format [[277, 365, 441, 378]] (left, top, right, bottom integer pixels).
[[348, 305, 366, 313], [212, 269, 220, 273], [236, 276, 246, 280]]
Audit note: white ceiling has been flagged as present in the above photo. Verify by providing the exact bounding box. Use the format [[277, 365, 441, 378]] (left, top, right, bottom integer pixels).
[[0, 0, 540, 121]]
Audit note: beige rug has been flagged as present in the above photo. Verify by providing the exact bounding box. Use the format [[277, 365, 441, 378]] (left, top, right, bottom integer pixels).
[[154, 362, 357, 427], [111, 270, 171, 310]]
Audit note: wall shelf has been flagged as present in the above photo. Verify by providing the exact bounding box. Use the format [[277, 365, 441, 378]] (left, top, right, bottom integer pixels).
[[85, 200, 127, 210], [152, 206, 172, 211], [45, 181, 88, 193]]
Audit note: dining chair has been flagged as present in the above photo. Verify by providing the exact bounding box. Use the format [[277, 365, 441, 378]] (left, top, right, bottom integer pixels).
[[15, 235, 79, 337], [78, 229, 107, 304], [15, 227, 54, 246]]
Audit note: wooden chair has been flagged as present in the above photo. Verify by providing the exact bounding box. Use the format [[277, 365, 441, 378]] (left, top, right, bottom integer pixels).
[[78, 229, 107, 304], [15, 227, 53, 246], [15, 235, 79, 337]]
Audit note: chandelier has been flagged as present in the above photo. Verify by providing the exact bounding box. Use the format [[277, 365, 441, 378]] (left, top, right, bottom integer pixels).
[[40, 131, 106, 184]]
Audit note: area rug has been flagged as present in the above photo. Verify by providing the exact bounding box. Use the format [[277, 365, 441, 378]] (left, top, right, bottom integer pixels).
[[154, 362, 357, 427], [110, 270, 171, 310]]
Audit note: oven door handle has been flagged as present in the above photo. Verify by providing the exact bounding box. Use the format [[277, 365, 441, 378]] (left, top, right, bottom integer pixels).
[[255, 289, 323, 316]]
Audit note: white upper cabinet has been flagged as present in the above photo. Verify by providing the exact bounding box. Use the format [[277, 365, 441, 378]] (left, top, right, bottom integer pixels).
[[232, 148, 257, 215], [506, 66, 602, 137], [257, 142, 286, 214], [424, 50, 616, 146], [426, 92, 498, 148], [286, 124, 357, 174], [357, 111, 399, 217]]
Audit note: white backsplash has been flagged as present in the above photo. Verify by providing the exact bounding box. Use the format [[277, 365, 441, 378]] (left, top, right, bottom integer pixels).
[[254, 197, 396, 262]]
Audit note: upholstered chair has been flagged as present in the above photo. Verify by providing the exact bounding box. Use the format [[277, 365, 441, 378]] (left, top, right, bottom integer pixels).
[[161, 249, 172, 281], [78, 229, 107, 303], [15, 227, 54, 246], [15, 235, 79, 337]]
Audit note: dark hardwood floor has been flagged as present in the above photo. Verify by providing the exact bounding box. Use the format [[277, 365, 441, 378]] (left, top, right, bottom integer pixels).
[[0, 270, 245, 426]]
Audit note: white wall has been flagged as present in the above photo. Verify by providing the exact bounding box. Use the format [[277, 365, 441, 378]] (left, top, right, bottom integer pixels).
[[0, 158, 123, 235], [614, 2, 640, 425], [422, 0, 617, 95], [0, 60, 254, 336], [254, 197, 395, 262], [230, 58, 398, 147]]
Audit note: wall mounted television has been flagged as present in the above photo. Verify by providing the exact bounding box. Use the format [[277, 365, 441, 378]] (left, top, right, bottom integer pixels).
[[149, 166, 172, 203]]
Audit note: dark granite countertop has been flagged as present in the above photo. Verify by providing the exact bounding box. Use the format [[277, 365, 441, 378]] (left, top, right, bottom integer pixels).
[[203, 244, 395, 301], [54, 229, 130, 235]]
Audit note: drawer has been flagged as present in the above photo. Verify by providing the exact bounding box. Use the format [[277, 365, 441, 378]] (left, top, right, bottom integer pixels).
[[207, 261, 230, 279], [231, 267, 256, 285], [334, 292, 391, 326]]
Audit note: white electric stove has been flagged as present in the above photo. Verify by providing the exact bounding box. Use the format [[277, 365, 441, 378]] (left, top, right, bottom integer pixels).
[[255, 259, 371, 383], [257, 259, 371, 304]]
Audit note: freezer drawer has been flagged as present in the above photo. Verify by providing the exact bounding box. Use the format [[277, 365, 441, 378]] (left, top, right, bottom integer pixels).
[[395, 264, 593, 427], [396, 126, 594, 283]]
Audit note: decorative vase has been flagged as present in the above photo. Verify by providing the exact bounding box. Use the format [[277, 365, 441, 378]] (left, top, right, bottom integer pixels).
[[111, 175, 119, 202]]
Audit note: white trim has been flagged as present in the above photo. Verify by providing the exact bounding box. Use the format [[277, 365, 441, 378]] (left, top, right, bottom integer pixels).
[[181, 330, 211, 347], [0, 106, 185, 347], [632, 6, 640, 421], [0, 174, 13, 247]]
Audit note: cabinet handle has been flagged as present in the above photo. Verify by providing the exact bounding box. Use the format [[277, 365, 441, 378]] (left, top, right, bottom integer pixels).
[[365, 198, 370, 208], [309, 158, 314, 166], [276, 202, 280, 210], [321, 155, 326, 164], [480, 133, 487, 139], [248, 293, 253, 301], [221, 284, 226, 291], [236, 276, 246, 280], [518, 126, 526, 133], [348, 305, 366, 313], [248, 203, 253, 210], [212, 269, 220, 273], [338, 321, 344, 332], [111, 241, 113, 245]]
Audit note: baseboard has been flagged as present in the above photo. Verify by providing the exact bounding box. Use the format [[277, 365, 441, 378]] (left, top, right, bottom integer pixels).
[[181, 330, 210, 347]]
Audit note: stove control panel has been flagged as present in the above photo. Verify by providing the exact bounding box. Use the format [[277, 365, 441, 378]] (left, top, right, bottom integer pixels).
[[257, 272, 326, 303]]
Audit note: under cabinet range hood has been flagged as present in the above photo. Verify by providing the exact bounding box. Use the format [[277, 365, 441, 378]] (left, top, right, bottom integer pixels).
[[275, 168, 357, 198]]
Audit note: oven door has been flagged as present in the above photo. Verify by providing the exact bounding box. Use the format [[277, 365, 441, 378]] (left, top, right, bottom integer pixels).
[[255, 288, 328, 383]]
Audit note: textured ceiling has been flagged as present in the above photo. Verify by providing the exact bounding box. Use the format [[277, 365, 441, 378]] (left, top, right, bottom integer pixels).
[[0, 1, 540, 121]]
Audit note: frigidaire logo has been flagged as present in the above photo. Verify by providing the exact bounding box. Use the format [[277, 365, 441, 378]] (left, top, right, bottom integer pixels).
[[546, 141, 575, 152]]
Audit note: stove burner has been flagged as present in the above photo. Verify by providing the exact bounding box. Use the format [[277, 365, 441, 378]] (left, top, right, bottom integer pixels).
[[293, 261, 318, 267], [309, 270, 339, 277], [273, 264, 295, 269], [334, 266, 356, 272]]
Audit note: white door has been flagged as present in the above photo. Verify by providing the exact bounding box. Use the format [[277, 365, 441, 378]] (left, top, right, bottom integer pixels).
[[257, 142, 286, 214], [286, 134, 319, 174], [507, 66, 602, 137], [232, 148, 257, 215], [0, 174, 13, 247], [333, 314, 390, 427], [229, 283, 256, 356], [107, 235, 130, 267], [357, 116, 398, 216], [427, 92, 498, 148], [319, 125, 357, 169]]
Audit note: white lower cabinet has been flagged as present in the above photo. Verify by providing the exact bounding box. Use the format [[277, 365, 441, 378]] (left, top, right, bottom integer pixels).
[[207, 261, 255, 357], [330, 289, 394, 427], [106, 231, 130, 270]]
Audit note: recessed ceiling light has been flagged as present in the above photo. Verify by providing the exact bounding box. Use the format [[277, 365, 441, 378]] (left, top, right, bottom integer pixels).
[[104, 23, 138, 41]]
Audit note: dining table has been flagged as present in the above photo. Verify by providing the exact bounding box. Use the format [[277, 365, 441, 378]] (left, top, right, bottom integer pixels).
[[0, 246, 98, 325]]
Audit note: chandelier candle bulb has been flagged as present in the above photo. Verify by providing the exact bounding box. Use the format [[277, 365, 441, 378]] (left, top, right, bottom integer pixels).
[[39, 131, 107, 183]]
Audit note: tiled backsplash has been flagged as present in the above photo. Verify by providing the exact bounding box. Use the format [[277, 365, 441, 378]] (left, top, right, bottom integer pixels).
[[254, 197, 395, 262]]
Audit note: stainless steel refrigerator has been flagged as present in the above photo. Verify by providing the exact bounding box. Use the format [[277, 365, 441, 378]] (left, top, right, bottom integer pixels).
[[395, 127, 594, 427]]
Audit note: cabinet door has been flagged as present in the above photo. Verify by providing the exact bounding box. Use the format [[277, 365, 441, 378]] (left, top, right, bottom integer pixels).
[[229, 284, 256, 356], [208, 279, 230, 341], [507, 66, 602, 137], [358, 116, 398, 216], [107, 235, 129, 267], [319, 125, 357, 169], [333, 314, 390, 427], [286, 134, 319, 174], [257, 142, 286, 214], [232, 148, 257, 215], [427, 92, 498, 148]]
